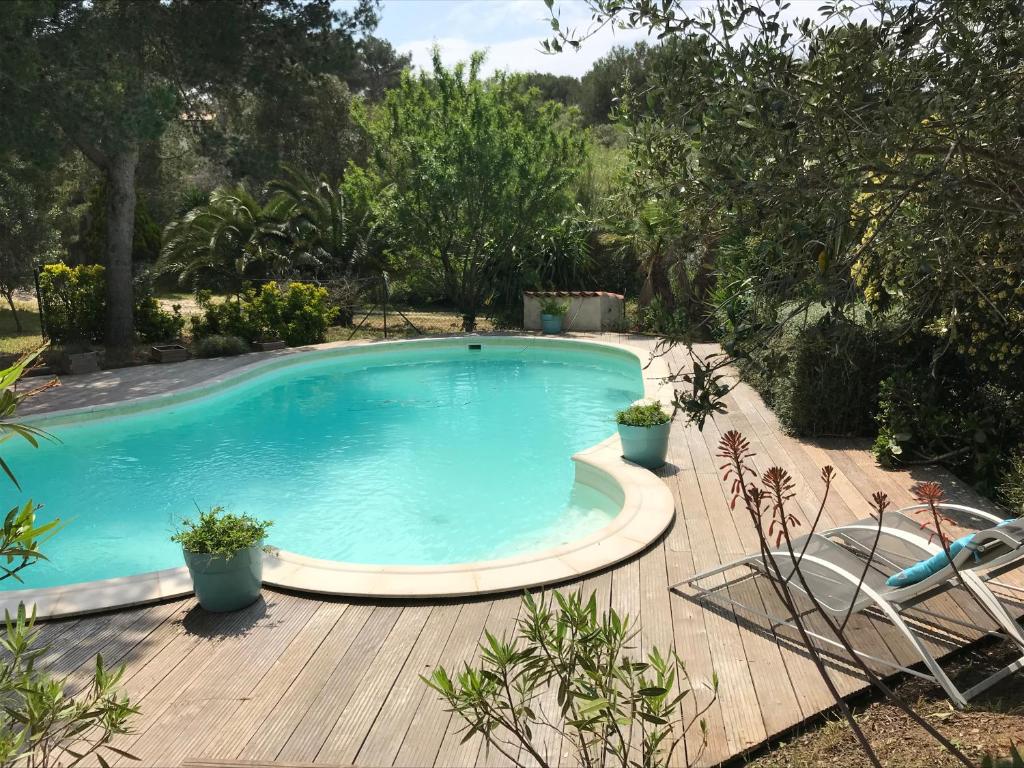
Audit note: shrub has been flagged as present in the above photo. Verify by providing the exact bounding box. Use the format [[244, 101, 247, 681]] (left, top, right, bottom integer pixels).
[[135, 295, 184, 342], [37, 263, 106, 343], [39, 262, 185, 344], [737, 316, 895, 437], [250, 281, 337, 346], [538, 296, 568, 316], [998, 454, 1024, 515], [617, 401, 671, 427], [171, 506, 272, 558], [192, 334, 249, 358], [191, 282, 337, 346], [424, 590, 717, 768], [873, 368, 1024, 497]]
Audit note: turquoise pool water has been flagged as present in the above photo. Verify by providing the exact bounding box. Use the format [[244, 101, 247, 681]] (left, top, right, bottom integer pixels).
[[1, 341, 644, 590]]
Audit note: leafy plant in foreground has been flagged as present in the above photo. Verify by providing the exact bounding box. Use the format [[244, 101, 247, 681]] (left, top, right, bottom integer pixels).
[[424, 590, 718, 768], [0, 350, 138, 767]]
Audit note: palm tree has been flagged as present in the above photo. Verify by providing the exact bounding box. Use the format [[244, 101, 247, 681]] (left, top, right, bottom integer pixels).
[[267, 166, 356, 278], [159, 185, 291, 297]]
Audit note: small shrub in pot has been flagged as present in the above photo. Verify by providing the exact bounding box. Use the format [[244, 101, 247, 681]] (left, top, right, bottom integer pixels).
[[616, 401, 672, 469], [538, 296, 568, 334], [172, 506, 272, 612]]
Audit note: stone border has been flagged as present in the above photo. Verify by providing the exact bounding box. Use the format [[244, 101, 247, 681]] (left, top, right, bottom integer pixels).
[[1, 335, 676, 618]]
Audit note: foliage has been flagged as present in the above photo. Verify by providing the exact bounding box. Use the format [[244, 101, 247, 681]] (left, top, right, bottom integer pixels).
[[191, 334, 249, 359], [159, 185, 292, 295], [538, 297, 568, 317], [616, 401, 671, 428], [0, 605, 138, 768], [348, 36, 413, 102], [424, 589, 717, 768], [0, 154, 60, 332], [0, 0, 378, 358], [191, 282, 337, 346], [171, 506, 272, 558], [359, 50, 586, 331], [872, 369, 1024, 497], [37, 262, 182, 344], [548, 0, 1024, 501], [267, 167, 360, 278], [76, 183, 162, 266], [36, 264, 105, 344], [134, 294, 184, 343], [999, 455, 1024, 516], [738, 316, 897, 437]]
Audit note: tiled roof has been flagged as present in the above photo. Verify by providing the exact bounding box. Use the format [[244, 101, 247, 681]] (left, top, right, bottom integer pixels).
[[523, 290, 625, 299]]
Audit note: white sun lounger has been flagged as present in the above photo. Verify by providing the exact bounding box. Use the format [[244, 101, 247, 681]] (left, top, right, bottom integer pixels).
[[673, 515, 1024, 707]]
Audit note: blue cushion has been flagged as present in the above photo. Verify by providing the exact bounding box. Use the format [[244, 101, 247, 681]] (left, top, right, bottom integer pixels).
[[886, 534, 974, 588], [885, 517, 1019, 588]]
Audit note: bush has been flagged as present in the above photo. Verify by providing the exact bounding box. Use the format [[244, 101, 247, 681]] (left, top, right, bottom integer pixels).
[[738, 316, 895, 437], [37, 263, 106, 343], [171, 506, 272, 558], [192, 334, 249, 358], [617, 401, 671, 427], [424, 590, 717, 768], [873, 368, 1024, 497], [39, 262, 185, 344], [999, 454, 1024, 515], [191, 282, 337, 347]]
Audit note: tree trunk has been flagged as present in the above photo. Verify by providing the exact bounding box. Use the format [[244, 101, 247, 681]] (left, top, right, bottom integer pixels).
[[103, 148, 139, 365], [3, 291, 22, 332]]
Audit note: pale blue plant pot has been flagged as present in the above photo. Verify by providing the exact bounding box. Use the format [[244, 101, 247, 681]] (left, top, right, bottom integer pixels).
[[541, 314, 563, 334], [183, 544, 264, 612], [617, 421, 671, 469]]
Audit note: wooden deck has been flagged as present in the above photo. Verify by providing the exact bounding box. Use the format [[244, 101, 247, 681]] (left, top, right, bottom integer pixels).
[[31, 335, 1023, 767]]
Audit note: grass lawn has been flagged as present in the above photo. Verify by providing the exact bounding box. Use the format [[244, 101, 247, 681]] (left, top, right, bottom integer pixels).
[[0, 302, 46, 362]]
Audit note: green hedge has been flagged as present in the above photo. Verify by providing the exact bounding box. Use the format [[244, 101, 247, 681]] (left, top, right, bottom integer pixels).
[[737, 316, 896, 437], [191, 282, 337, 347], [38, 262, 184, 344]]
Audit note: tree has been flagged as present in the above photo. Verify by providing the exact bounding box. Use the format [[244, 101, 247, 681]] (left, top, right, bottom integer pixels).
[[0, 156, 58, 331], [348, 36, 413, 102], [0, 0, 377, 363], [159, 185, 292, 297], [361, 50, 586, 330], [268, 167, 359, 278]]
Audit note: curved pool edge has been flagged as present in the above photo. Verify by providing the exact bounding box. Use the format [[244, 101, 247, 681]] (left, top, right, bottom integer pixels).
[[2, 334, 676, 618]]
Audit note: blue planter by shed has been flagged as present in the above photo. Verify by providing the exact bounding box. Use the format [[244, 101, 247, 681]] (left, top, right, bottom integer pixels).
[[541, 314, 563, 334], [617, 421, 671, 469], [183, 544, 264, 612]]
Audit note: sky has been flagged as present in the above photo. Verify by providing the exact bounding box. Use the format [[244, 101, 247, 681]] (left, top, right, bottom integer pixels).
[[367, 0, 651, 78], [348, 0, 879, 79]]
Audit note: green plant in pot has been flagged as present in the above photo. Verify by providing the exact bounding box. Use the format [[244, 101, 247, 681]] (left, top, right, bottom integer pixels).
[[172, 506, 272, 612], [538, 296, 568, 334], [616, 401, 672, 469]]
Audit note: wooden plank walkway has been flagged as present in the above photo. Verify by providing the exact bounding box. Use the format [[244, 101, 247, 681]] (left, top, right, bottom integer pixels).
[[28, 334, 1023, 768]]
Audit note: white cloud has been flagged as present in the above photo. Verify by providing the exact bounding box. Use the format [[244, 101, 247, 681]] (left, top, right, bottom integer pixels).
[[402, 19, 650, 77]]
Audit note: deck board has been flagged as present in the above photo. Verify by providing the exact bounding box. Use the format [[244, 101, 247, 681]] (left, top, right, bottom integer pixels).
[[28, 333, 1023, 767]]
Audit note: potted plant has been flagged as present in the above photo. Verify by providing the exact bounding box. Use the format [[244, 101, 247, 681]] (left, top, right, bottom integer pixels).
[[616, 401, 672, 469], [539, 297, 569, 334], [171, 506, 273, 612]]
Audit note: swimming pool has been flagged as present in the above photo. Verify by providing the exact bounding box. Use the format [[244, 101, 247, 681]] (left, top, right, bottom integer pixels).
[[2, 338, 674, 608]]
